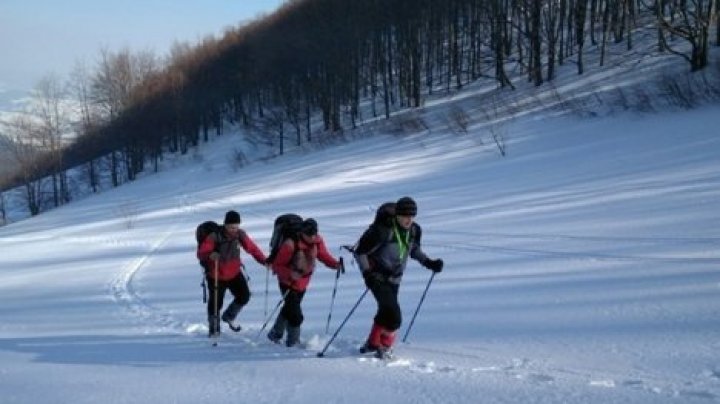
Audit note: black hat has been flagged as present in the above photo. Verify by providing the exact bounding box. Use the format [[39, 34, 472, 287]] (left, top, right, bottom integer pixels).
[[395, 197, 417, 217], [224, 210, 241, 225], [301, 218, 318, 236]]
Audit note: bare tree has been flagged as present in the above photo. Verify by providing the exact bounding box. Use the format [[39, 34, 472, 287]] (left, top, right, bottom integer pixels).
[[658, 0, 714, 71], [1, 116, 46, 215], [0, 189, 6, 225], [91, 47, 159, 186], [576, 0, 589, 74], [68, 60, 101, 193], [33, 74, 71, 206], [716, 0, 720, 46], [0, 135, 9, 224]]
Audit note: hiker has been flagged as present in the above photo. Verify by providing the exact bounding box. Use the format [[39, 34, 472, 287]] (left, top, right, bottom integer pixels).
[[197, 210, 268, 336], [354, 197, 443, 359], [267, 218, 342, 347]]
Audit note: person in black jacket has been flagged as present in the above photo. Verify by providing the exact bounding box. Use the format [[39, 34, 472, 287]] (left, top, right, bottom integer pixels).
[[353, 197, 443, 359]]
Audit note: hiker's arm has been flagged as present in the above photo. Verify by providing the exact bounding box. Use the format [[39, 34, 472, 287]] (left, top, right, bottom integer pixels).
[[271, 240, 295, 285], [354, 226, 384, 272], [240, 234, 267, 265], [315, 235, 340, 270], [410, 224, 429, 263]]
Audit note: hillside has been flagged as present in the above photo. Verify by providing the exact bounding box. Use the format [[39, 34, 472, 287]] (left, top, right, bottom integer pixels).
[[1, 86, 719, 402]]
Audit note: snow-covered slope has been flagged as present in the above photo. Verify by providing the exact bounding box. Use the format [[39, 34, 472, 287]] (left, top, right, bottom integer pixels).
[[1, 99, 719, 403]]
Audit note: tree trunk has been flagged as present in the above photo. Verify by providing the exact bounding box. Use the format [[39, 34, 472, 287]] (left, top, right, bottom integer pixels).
[[576, 0, 588, 74]]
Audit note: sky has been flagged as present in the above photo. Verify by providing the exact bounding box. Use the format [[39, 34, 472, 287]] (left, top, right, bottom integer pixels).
[[0, 0, 286, 93]]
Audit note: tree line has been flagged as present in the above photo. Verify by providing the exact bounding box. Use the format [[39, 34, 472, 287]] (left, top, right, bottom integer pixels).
[[1, 0, 718, 219]]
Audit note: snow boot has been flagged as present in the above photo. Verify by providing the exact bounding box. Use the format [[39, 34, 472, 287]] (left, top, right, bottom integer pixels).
[[380, 328, 396, 348], [221, 301, 243, 332], [267, 315, 287, 344], [374, 327, 396, 359], [208, 315, 221, 337], [359, 322, 383, 354], [285, 326, 301, 348], [359, 341, 378, 354]]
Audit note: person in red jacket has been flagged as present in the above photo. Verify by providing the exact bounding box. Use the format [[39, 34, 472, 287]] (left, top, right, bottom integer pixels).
[[268, 218, 341, 347], [197, 210, 267, 337]]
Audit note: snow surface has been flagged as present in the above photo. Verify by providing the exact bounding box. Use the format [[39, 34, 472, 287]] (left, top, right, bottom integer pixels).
[[1, 99, 720, 402]]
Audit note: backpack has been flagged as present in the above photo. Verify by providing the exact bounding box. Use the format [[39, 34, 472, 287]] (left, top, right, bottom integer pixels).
[[196, 221, 222, 248], [267, 213, 303, 264], [195, 221, 222, 275], [373, 202, 396, 228], [196, 221, 222, 263], [353, 202, 416, 256], [195, 220, 248, 267]]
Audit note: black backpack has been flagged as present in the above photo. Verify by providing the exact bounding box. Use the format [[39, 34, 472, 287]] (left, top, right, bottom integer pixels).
[[353, 202, 417, 256], [194, 221, 224, 302], [373, 202, 396, 228], [195, 221, 221, 276], [195, 220, 249, 266], [266, 213, 303, 264], [196, 221, 222, 262]]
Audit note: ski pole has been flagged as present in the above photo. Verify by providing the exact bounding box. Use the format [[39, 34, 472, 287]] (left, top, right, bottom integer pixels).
[[402, 271, 436, 343], [200, 267, 207, 304], [325, 257, 344, 334], [212, 259, 219, 346], [317, 288, 369, 358], [264, 265, 270, 319], [256, 289, 291, 340]]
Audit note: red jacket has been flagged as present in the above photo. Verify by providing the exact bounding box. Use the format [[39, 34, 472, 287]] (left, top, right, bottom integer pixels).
[[272, 234, 339, 291], [197, 228, 267, 281]]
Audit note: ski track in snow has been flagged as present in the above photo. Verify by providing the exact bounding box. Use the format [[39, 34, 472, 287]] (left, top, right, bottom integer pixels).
[[101, 219, 720, 402]]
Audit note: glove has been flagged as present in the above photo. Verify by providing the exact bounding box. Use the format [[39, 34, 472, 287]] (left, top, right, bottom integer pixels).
[[423, 258, 443, 273], [335, 258, 345, 273], [209, 252, 220, 261]]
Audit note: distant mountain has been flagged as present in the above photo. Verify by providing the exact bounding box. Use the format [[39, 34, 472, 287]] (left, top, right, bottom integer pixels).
[[0, 87, 30, 113]]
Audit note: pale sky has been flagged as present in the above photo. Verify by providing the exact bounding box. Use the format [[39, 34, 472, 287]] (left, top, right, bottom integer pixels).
[[0, 0, 286, 93]]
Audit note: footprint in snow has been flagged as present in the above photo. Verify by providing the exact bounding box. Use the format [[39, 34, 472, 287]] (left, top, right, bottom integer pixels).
[[589, 379, 616, 388], [677, 390, 717, 400]]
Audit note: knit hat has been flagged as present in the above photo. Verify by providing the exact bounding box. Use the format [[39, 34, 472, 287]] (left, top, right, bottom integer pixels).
[[224, 210, 241, 225], [395, 197, 417, 217], [301, 218, 318, 236]]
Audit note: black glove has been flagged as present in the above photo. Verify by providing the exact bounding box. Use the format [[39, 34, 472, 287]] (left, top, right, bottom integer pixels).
[[336, 257, 345, 274], [423, 258, 443, 273]]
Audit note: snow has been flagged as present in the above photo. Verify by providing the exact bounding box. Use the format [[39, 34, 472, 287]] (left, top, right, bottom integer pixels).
[[2, 90, 720, 402]]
